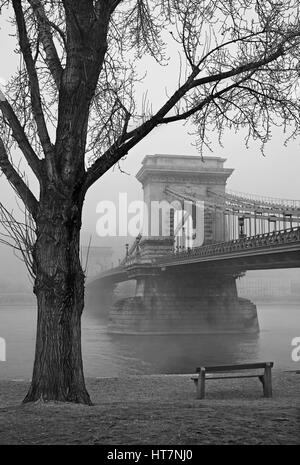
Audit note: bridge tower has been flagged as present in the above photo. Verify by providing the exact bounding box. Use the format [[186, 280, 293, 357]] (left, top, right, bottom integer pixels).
[[136, 154, 233, 246]]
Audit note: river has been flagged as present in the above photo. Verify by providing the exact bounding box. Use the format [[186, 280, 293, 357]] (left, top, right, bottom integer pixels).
[[0, 303, 299, 379]]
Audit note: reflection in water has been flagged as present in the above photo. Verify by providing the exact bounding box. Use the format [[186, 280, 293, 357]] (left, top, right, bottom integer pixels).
[[108, 333, 260, 374], [0, 304, 299, 379]]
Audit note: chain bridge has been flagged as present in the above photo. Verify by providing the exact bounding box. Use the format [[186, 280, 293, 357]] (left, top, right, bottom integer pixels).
[[90, 155, 300, 334]]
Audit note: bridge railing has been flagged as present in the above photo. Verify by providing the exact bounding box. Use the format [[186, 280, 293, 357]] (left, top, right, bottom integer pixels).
[[120, 234, 142, 266], [157, 227, 300, 263], [226, 190, 300, 210]]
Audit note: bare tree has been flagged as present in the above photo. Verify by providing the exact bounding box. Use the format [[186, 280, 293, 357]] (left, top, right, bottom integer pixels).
[[0, 0, 300, 404]]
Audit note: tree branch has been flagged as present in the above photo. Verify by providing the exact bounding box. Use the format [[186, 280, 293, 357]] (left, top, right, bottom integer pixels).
[[0, 93, 43, 181], [95, 0, 123, 17], [28, 0, 64, 89], [12, 0, 54, 160], [160, 72, 257, 124], [53, 0, 111, 181], [0, 137, 39, 218], [83, 39, 290, 191], [190, 45, 285, 90], [0, 201, 36, 280], [83, 78, 246, 191]]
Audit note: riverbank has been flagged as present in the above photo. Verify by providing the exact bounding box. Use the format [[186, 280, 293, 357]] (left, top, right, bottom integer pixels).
[[0, 371, 299, 444]]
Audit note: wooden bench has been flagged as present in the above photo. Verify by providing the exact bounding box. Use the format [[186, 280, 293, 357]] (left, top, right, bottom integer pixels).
[[191, 362, 273, 399]]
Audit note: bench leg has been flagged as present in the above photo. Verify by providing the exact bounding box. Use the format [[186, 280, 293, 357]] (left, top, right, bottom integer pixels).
[[258, 375, 265, 388], [193, 380, 198, 398], [196, 368, 206, 399], [263, 365, 272, 398]]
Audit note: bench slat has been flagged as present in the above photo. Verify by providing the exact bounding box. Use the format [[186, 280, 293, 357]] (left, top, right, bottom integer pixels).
[[196, 362, 273, 373], [191, 374, 263, 381]]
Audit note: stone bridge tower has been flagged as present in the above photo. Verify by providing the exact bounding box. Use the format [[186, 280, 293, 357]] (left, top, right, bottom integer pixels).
[[136, 154, 233, 246]]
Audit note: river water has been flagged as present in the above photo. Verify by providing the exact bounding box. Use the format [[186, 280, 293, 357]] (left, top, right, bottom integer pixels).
[[0, 303, 299, 379]]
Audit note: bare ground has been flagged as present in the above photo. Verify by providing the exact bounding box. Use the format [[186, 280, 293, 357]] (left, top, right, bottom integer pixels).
[[0, 371, 299, 445]]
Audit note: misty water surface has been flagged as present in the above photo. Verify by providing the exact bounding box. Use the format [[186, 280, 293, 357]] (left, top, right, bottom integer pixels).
[[0, 304, 299, 379]]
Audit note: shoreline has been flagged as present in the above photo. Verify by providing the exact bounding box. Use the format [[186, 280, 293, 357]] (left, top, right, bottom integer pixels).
[[0, 371, 299, 444]]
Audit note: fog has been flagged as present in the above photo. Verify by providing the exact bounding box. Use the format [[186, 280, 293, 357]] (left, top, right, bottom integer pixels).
[[1, 7, 300, 291]]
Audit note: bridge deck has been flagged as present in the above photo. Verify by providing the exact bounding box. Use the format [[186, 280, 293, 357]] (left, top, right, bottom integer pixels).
[[157, 227, 300, 267], [94, 227, 300, 282]]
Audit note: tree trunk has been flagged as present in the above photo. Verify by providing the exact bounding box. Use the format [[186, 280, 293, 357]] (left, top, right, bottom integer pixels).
[[23, 191, 91, 404]]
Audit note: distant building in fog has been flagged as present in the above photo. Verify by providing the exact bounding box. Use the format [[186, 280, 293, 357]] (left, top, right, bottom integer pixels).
[[81, 246, 113, 277]]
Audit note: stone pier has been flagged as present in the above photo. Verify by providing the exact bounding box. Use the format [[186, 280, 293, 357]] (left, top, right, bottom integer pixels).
[[108, 272, 258, 334]]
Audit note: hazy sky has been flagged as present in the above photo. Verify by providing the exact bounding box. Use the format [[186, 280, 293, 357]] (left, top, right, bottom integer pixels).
[[1, 7, 300, 269]]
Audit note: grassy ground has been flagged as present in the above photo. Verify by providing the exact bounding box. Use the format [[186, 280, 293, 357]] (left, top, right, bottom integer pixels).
[[0, 371, 299, 444]]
